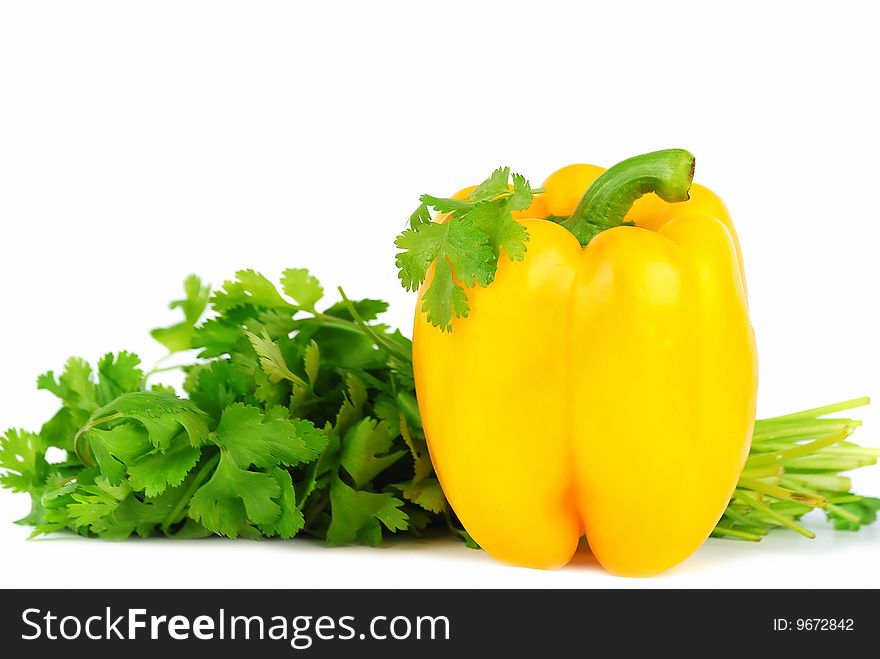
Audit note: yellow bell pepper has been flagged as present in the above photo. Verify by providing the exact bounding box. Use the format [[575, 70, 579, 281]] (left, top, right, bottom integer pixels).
[[412, 150, 758, 576]]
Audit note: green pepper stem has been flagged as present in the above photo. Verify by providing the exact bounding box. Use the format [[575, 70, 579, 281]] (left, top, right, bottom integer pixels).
[[561, 149, 695, 246]]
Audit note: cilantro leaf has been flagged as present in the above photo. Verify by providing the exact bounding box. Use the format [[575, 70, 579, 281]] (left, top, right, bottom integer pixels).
[[213, 403, 327, 469], [340, 418, 407, 489], [82, 423, 153, 485], [395, 166, 537, 331], [262, 467, 304, 539], [96, 351, 145, 404], [85, 391, 210, 451], [151, 275, 211, 353], [333, 373, 367, 440], [38, 357, 98, 411], [212, 269, 293, 313], [65, 477, 130, 530], [467, 200, 530, 260], [396, 217, 495, 331], [56, 470, 192, 540], [395, 215, 494, 292], [322, 298, 389, 322], [257, 308, 298, 338], [390, 410, 445, 514], [418, 258, 469, 331], [251, 364, 289, 408], [185, 360, 252, 421], [36, 352, 147, 457], [0, 429, 48, 493], [188, 453, 283, 538], [326, 476, 408, 546], [458, 528, 482, 549], [191, 317, 243, 358], [470, 166, 511, 201], [303, 340, 320, 388], [281, 268, 324, 311], [827, 497, 880, 531], [245, 329, 306, 387], [127, 441, 202, 497], [398, 412, 433, 482], [187, 402, 327, 538], [38, 407, 84, 452], [174, 274, 212, 323], [417, 196, 472, 214], [396, 477, 445, 514], [38, 354, 145, 452], [78, 390, 210, 495], [408, 203, 432, 229], [508, 173, 534, 211]]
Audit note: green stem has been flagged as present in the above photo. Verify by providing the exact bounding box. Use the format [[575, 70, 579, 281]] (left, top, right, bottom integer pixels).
[[752, 420, 857, 441], [757, 397, 870, 422], [734, 491, 816, 539], [305, 314, 368, 334], [738, 476, 827, 507], [739, 465, 783, 479], [756, 444, 879, 458], [779, 477, 863, 525], [723, 506, 769, 530], [72, 412, 128, 466], [336, 287, 412, 361], [302, 493, 330, 532], [828, 495, 865, 505], [160, 451, 220, 534], [784, 456, 874, 471], [144, 363, 191, 381], [560, 149, 695, 246], [711, 526, 762, 542], [785, 474, 852, 492], [745, 428, 853, 467]]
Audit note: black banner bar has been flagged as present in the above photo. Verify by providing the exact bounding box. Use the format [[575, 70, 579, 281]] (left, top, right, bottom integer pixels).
[[1, 589, 874, 655]]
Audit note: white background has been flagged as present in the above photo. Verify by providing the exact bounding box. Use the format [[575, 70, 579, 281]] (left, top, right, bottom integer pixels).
[[1, 1, 878, 588]]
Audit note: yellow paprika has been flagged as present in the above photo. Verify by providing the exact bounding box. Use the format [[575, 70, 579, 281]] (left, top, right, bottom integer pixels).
[[411, 150, 758, 576]]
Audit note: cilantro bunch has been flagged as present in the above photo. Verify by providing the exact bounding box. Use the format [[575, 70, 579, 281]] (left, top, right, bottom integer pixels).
[[0, 270, 452, 543]]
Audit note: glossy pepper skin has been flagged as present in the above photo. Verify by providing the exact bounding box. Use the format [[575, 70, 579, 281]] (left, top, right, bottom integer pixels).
[[412, 152, 758, 576]]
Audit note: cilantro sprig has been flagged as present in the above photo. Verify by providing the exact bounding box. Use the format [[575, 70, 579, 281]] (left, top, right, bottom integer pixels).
[[395, 167, 538, 331], [0, 270, 877, 549], [1, 270, 452, 543]]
